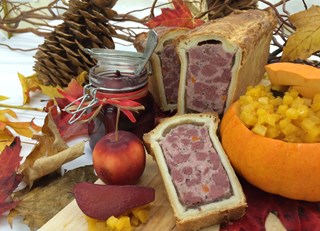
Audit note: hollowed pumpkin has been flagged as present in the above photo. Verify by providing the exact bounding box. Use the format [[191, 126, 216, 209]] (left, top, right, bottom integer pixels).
[[220, 101, 320, 201]]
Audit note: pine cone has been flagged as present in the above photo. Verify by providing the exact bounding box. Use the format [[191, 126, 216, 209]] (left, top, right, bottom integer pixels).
[[34, 0, 118, 86]]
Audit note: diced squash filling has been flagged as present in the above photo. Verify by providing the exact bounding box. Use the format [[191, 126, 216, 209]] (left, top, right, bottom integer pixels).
[[239, 84, 320, 143], [86, 206, 150, 231]]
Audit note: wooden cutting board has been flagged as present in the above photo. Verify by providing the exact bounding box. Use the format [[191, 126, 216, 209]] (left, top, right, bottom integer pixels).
[[39, 155, 285, 231]]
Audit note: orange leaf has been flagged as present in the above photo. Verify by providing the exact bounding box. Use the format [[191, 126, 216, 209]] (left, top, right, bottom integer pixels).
[[0, 109, 42, 139], [6, 119, 41, 138], [146, 0, 204, 29]]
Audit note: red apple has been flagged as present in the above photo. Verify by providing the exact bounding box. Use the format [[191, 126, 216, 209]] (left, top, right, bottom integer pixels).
[[92, 130, 146, 185]]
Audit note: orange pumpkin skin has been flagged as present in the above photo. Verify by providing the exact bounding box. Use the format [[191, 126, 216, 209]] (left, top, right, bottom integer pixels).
[[220, 101, 320, 201]]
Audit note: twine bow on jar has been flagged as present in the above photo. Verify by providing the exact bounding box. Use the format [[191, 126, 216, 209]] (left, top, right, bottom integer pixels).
[[62, 83, 146, 124]]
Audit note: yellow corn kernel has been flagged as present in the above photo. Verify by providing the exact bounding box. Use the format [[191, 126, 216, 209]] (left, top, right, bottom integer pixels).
[[266, 114, 280, 126], [291, 96, 305, 108], [281, 123, 299, 136], [86, 216, 107, 231], [270, 97, 282, 107], [251, 124, 267, 136], [115, 216, 132, 231], [288, 88, 299, 98], [285, 108, 299, 120], [266, 125, 281, 139], [303, 132, 320, 143], [296, 104, 310, 119], [130, 216, 140, 227], [240, 103, 256, 113], [106, 216, 118, 231], [279, 118, 291, 128], [257, 108, 267, 116], [240, 111, 257, 127], [311, 102, 320, 112], [132, 207, 150, 224], [258, 96, 269, 105], [239, 95, 253, 105], [86, 216, 98, 231], [283, 94, 294, 105], [303, 97, 312, 106], [277, 104, 288, 115]]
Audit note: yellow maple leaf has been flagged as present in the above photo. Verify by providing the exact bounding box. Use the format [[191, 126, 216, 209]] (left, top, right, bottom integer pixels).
[[18, 73, 41, 104], [0, 128, 15, 152], [0, 95, 9, 101], [0, 109, 42, 149], [281, 6, 320, 61], [0, 109, 17, 122], [6, 119, 42, 138], [76, 71, 88, 85], [39, 84, 63, 99]]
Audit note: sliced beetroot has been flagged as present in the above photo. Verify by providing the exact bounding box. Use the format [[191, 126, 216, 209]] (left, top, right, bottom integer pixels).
[[73, 182, 155, 220]]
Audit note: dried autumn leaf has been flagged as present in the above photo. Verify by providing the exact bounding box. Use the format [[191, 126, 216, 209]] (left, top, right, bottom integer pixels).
[[6, 119, 42, 138], [0, 128, 15, 152], [0, 137, 23, 215], [8, 165, 97, 230], [19, 110, 85, 186], [22, 141, 85, 185], [281, 5, 320, 61], [0, 95, 9, 101], [146, 0, 205, 29], [0, 109, 41, 151], [57, 78, 84, 102], [18, 73, 41, 105], [39, 84, 63, 99], [76, 71, 87, 85], [50, 105, 88, 141], [46, 77, 89, 140]]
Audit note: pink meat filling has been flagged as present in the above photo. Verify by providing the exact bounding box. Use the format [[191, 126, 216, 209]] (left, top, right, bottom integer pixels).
[[186, 43, 234, 115], [159, 43, 181, 104], [159, 124, 232, 208]]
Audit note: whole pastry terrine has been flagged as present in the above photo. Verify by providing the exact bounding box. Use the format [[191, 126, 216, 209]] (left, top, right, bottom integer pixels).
[[143, 112, 246, 231], [176, 9, 277, 115]]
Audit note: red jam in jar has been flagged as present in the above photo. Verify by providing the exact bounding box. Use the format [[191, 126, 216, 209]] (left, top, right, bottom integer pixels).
[[88, 63, 155, 149]]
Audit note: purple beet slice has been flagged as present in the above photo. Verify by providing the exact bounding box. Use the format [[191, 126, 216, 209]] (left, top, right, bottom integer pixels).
[[73, 182, 155, 220]]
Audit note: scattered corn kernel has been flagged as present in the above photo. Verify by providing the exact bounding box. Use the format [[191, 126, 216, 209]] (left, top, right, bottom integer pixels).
[[86, 206, 151, 231], [131, 207, 149, 224]]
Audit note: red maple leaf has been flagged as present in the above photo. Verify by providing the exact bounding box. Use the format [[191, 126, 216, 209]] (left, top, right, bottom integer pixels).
[[220, 178, 320, 231], [49, 105, 89, 141], [0, 137, 23, 215], [43, 79, 89, 141], [146, 0, 205, 29]]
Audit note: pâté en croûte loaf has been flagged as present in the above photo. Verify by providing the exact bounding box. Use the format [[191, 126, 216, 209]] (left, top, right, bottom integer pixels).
[[143, 112, 246, 231], [175, 8, 277, 115]]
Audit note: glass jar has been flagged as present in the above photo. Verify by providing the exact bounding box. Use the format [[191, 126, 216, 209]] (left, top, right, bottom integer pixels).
[[86, 50, 155, 149]]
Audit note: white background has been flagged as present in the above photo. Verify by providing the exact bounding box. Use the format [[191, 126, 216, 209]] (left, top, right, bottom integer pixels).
[[0, 0, 318, 230]]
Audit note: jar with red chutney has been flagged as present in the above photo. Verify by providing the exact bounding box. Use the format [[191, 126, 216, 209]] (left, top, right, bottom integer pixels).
[[65, 48, 155, 149]]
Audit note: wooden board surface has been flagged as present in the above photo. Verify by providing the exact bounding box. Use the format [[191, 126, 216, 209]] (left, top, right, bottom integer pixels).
[[39, 155, 285, 231]]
